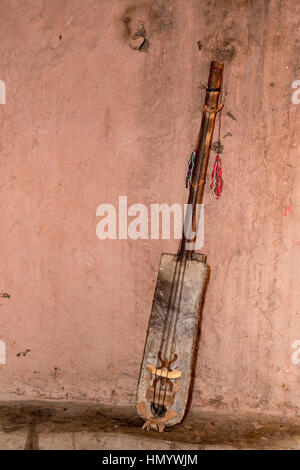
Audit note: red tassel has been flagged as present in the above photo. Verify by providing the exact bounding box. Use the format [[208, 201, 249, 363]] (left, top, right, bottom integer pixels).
[[210, 155, 223, 199]]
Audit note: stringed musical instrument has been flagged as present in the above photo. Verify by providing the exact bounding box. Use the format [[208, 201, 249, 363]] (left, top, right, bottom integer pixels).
[[136, 61, 224, 432]]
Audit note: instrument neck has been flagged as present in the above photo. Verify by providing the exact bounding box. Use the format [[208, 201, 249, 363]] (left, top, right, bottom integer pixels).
[[179, 61, 224, 257]]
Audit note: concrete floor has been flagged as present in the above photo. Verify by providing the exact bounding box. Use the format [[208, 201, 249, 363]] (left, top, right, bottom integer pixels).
[[0, 400, 300, 450]]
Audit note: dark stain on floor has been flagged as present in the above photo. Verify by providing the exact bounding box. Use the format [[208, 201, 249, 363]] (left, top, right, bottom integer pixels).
[[0, 400, 300, 449]]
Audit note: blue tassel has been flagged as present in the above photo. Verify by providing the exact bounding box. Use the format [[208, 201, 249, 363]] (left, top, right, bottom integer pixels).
[[185, 150, 196, 189]]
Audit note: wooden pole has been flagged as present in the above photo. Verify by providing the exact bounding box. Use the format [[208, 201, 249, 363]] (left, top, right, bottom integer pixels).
[[180, 61, 224, 255]]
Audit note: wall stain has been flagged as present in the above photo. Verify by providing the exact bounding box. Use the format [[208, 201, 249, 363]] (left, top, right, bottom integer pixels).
[[226, 111, 237, 121], [1, 293, 10, 299], [214, 40, 237, 62], [149, 0, 175, 34], [16, 348, 30, 357], [121, 4, 147, 40]]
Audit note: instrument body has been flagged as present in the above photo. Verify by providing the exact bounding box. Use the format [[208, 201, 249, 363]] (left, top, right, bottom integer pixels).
[[137, 253, 208, 430]]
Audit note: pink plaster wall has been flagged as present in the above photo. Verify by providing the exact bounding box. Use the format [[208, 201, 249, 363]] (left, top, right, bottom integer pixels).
[[0, 0, 300, 416]]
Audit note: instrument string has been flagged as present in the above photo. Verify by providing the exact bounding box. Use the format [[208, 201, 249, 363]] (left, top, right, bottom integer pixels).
[[152, 250, 185, 415], [160, 254, 188, 410]]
